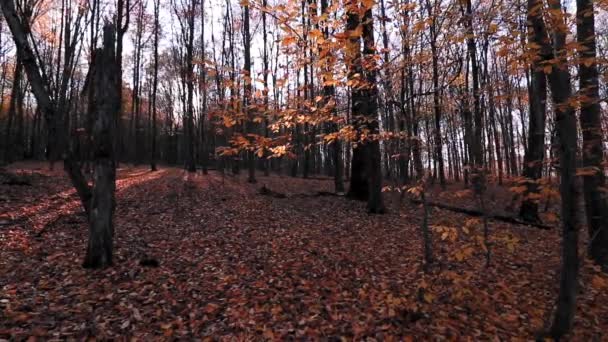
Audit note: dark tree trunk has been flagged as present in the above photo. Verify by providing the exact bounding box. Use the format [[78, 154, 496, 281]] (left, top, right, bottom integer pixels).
[[576, 0, 608, 270], [346, 1, 367, 200], [345, 1, 385, 213], [486, 73, 502, 185], [3, 56, 22, 164], [200, 0, 208, 175], [185, 1, 196, 173], [407, 48, 423, 179], [424, 0, 445, 189], [544, 0, 580, 337], [116, 0, 130, 166], [261, 0, 270, 177], [150, 0, 160, 171], [302, 1, 310, 179], [320, 0, 344, 193], [131, 2, 145, 165], [83, 25, 118, 269], [243, 1, 256, 183], [462, 0, 482, 170], [520, 0, 549, 223]]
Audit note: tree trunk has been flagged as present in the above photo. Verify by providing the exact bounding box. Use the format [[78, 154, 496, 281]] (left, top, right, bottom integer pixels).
[[361, 3, 384, 213], [150, 0, 159, 171], [430, 33, 445, 189], [3, 56, 22, 164], [544, 0, 580, 337], [83, 24, 118, 269], [576, 0, 608, 270], [261, 0, 270, 177], [462, 0, 482, 169], [346, 1, 367, 200], [200, 0, 208, 175], [185, 0, 196, 173], [520, 0, 549, 223], [243, 1, 256, 183], [116, 0, 130, 167], [320, 0, 344, 193]]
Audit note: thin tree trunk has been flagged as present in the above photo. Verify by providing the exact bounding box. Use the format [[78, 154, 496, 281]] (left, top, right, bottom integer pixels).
[[150, 0, 160, 171], [427, 0, 445, 189], [243, 1, 255, 183], [320, 0, 344, 193], [3, 56, 22, 163]]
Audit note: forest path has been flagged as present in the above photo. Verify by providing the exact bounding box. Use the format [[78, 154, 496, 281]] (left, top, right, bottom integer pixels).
[[1, 165, 607, 339]]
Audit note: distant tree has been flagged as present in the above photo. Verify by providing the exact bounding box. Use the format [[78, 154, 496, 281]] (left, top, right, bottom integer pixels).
[[173, 0, 197, 173], [425, 0, 446, 189], [243, 0, 255, 183], [115, 0, 131, 165], [150, 0, 160, 171], [130, 0, 147, 164]]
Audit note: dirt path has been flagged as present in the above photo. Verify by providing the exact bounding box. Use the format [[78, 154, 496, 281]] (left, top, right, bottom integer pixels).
[[1, 166, 607, 339]]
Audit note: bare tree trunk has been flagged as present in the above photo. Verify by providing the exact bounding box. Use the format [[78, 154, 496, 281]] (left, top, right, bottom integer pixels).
[[186, 1, 196, 173], [461, 0, 482, 170], [262, 0, 270, 177], [83, 25, 119, 269], [520, 0, 549, 223], [486, 56, 503, 185], [131, 2, 145, 165], [150, 0, 159, 171], [576, 0, 608, 270], [359, 2, 385, 213], [346, 0, 367, 200], [543, 0, 580, 337], [116, 0, 130, 166], [403, 6, 423, 180], [243, 1, 256, 183], [425, 0, 446, 190], [200, 0, 208, 175], [3, 56, 22, 164]]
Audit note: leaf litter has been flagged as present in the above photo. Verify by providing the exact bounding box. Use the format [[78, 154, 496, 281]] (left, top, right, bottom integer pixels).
[[1, 162, 607, 339]]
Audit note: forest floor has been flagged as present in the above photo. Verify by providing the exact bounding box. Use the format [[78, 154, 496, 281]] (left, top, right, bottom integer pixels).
[[1, 162, 607, 340]]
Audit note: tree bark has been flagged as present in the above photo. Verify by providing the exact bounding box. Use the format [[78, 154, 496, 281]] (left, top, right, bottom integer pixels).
[[83, 24, 118, 269], [243, 1, 256, 183], [150, 0, 160, 171], [320, 0, 344, 193], [200, 0, 208, 174], [3, 55, 22, 164], [576, 0, 608, 270], [185, 0, 196, 173], [520, 0, 549, 223], [425, 0, 446, 189], [361, 2, 385, 213], [346, 1, 367, 200], [543, 0, 580, 337]]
